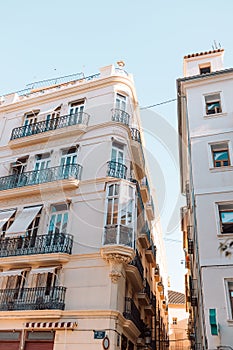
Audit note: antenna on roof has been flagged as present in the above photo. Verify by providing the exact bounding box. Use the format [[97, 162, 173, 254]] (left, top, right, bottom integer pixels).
[[212, 41, 222, 50]]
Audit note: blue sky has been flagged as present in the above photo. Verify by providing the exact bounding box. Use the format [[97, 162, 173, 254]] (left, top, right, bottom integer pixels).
[[1, 0, 233, 292]]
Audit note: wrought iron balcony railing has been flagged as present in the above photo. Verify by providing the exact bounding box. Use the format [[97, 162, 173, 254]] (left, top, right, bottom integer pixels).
[[10, 112, 90, 140], [130, 250, 144, 279], [0, 286, 66, 311], [111, 108, 130, 126], [103, 224, 134, 248], [143, 278, 151, 299], [123, 297, 145, 332], [0, 164, 82, 191], [107, 161, 127, 179], [0, 233, 73, 257], [130, 128, 141, 143]]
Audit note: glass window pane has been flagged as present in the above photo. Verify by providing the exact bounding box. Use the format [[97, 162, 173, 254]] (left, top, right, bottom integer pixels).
[[221, 211, 233, 223], [214, 151, 228, 161]]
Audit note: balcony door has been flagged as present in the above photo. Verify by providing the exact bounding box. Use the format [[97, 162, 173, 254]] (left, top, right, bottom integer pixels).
[[60, 147, 77, 178], [45, 106, 61, 130], [5, 271, 28, 301], [68, 100, 85, 125], [34, 153, 51, 184], [110, 143, 125, 178], [48, 203, 69, 237], [116, 93, 126, 111]]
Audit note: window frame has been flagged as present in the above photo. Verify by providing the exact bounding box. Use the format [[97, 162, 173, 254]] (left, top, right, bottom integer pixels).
[[199, 63, 211, 75], [216, 203, 233, 235], [225, 279, 233, 320], [204, 92, 223, 116], [48, 203, 69, 235], [208, 141, 232, 169], [103, 181, 136, 246]]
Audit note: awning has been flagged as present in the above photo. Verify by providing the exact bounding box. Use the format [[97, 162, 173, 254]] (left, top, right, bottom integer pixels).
[[24, 321, 78, 330], [5, 206, 42, 236], [0, 269, 24, 277], [30, 266, 58, 275], [0, 209, 15, 231]]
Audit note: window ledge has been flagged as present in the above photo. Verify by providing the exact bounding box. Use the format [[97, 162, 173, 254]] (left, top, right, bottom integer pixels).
[[203, 112, 227, 119], [227, 319, 233, 326], [217, 234, 233, 238], [210, 166, 233, 173]]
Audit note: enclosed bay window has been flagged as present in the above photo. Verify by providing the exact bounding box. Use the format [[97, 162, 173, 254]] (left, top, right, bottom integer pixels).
[[205, 93, 222, 115], [218, 204, 233, 234], [103, 182, 136, 247]]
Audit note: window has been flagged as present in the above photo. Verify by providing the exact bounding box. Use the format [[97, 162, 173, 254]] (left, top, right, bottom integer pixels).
[[11, 156, 28, 175], [6, 270, 28, 299], [227, 281, 233, 319], [205, 93, 222, 115], [219, 204, 233, 234], [48, 203, 69, 234], [5, 205, 42, 237], [104, 182, 135, 247], [69, 100, 85, 115], [115, 93, 126, 111], [0, 209, 16, 237], [34, 153, 51, 171], [23, 111, 39, 126], [111, 143, 124, 165], [211, 143, 230, 167], [199, 64, 211, 75], [172, 317, 177, 325]]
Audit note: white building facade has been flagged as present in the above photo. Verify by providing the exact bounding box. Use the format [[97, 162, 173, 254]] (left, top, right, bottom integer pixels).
[[177, 49, 233, 350], [0, 65, 168, 349]]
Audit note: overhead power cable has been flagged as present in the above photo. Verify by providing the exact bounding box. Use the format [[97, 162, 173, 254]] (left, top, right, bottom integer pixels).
[[140, 98, 177, 110]]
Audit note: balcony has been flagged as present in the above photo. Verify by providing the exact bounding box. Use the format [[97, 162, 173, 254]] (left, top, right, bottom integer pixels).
[[0, 233, 73, 259], [138, 279, 151, 306], [130, 128, 145, 179], [126, 251, 144, 291], [137, 224, 151, 249], [145, 244, 156, 267], [145, 295, 156, 316], [9, 112, 90, 148], [140, 177, 150, 203], [0, 286, 66, 311], [123, 297, 144, 332], [107, 161, 127, 179], [0, 164, 82, 198], [154, 264, 160, 282], [146, 196, 155, 221], [103, 225, 134, 248], [111, 108, 130, 126]]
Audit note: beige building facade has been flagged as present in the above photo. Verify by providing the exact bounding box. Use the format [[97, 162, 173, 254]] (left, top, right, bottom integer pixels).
[[168, 290, 190, 350], [0, 65, 168, 349]]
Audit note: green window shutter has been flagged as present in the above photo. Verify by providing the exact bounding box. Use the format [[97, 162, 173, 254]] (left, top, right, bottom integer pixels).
[[209, 309, 218, 336]]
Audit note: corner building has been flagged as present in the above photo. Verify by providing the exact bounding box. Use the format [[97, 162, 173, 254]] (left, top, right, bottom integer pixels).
[[0, 65, 168, 349], [177, 49, 233, 350]]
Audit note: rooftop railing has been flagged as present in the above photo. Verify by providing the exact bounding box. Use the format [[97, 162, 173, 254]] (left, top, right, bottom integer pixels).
[[0, 164, 82, 191], [10, 112, 90, 140]]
